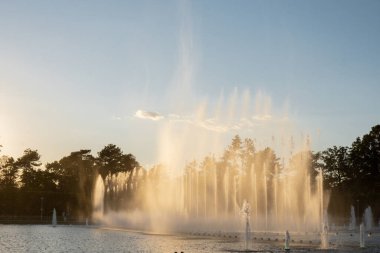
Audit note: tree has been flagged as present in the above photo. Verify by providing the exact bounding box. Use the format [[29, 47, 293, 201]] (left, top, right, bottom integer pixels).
[[0, 155, 19, 215], [319, 125, 380, 220], [58, 150, 97, 217], [241, 138, 255, 173], [350, 125, 380, 211], [97, 144, 139, 178], [321, 146, 350, 188], [16, 149, 42, 188], [0, 156, 18, 188]]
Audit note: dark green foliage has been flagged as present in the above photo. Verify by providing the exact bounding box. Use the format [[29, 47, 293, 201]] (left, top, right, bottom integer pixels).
[[0, 125, 379, 222], [97, 144, 139, 179], [0, 144, 138, 218], [320, 125, 380, 222]]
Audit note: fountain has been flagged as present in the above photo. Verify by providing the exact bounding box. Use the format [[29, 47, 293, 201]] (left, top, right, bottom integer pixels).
[[320, 222, 329, 249], [52, 208, 57, 227], [241, 200, 251, 250], [92, 145, 327, 233], [363, 206, 373, 231], [253, 170, 258, 227], [349, 205, 356, 230], [284, 230, 290, 251], [92, 176, 105, 222], [263, 164, 268, 230], [360, 223, 365, 248], [90, 86, 329, 235]]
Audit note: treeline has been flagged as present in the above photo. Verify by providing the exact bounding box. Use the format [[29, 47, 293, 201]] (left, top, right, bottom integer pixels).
[[0, 125, 379, 223], [320, 125, 380, 221], [177, 124, 380, 222], [103, 136, 282, 217], [0, 144, 138, 219], [181, 136, 282, 217]]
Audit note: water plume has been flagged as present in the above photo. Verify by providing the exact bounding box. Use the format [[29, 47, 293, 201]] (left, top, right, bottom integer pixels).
[[92, 0, 328, 234], [92, 122, 328, 233], [92, 176, 105, 223]]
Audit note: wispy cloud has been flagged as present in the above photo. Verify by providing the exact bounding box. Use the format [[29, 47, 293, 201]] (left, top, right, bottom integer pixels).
[[111, 115, 122, 121], [135, 110, 163, 121], [195, 119, 229, 133], [167, 115, 260, 133], [253, 114, 272, 121], [134, 109, 277, 133], [166, 114, 228, 132]]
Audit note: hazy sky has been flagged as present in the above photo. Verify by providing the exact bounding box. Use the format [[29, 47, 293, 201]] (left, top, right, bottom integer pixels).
[[1, 0, 379, 168]]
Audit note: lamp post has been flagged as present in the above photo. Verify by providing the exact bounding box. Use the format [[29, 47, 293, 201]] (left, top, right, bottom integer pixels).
[[40, 197, 44, 221]]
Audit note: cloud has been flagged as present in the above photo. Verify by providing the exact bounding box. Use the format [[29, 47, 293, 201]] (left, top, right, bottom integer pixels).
[[195, 119, 229, 133], [134, 109, 274, 133], [253, 114, 272, 121], [135, 110, 164, 121], [111, 116, 122, 121], [168, 113, 190, 122]]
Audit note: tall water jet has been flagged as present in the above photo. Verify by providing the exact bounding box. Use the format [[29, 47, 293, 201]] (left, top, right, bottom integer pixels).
[[320, 222, 329, 249], [94, 112, 328, 233], [96, 149, 327, 232], [304, 173, 311, 230], [363, 206, 373, 231], [284, 176, 290, 228], [224, 167, 229, 216], [102, 4, 332, 230], [241, 200, 251, 250], [52, 208, 57, 227], [234, 176, 238, 215], [263, 164, 268, 230], [251, 165, 258, 227], [92, 175, 105, 222], [204, 170, 207, 217], [214, 165, 218, 217], [273, 165, 278, 225], [196, 170, 199, 217], [318, 169, 324, 231], [284, 230, 290, 251], [360, 223, 365, 248], [349, 205, 356, 230]]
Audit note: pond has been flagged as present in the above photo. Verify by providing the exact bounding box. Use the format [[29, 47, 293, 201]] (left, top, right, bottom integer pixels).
[[0, 225, 379, 253]]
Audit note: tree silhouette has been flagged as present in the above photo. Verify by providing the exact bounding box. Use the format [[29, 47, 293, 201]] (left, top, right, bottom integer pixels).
[[16, 149, 42, 188], [97, 144, 139, 179], [0, 126, 379, 223]]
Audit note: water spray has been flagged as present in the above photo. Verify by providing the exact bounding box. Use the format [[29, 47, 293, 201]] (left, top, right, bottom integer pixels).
[[284, 230, 290, 251], [360, 223, 365, 248]]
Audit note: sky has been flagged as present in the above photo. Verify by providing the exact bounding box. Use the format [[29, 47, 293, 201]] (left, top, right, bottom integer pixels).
[[0, 0, 379, 168]]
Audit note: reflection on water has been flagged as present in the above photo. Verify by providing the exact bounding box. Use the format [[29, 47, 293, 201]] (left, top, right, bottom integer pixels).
[[0, 225, 259, 253], [0, 225, 378, 252]]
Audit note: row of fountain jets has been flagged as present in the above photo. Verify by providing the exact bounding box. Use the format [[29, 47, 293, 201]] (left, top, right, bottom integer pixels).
[[91, 170, 376, 250], [241, 201, 374, 250], [49, 203, 373, 250], [51, 208, 88, 227]]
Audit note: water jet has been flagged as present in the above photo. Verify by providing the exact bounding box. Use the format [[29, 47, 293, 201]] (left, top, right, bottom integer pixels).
[[52, 208, 57, 227]]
